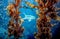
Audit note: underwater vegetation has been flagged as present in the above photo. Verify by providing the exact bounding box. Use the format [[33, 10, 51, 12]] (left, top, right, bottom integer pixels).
[[0, 0, 60, 39]]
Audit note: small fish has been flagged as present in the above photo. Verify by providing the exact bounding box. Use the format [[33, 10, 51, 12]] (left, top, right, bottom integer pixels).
[[22, 13, 35, 22]]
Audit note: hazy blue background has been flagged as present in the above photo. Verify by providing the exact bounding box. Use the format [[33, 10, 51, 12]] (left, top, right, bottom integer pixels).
[[0, 0, 60, 39]]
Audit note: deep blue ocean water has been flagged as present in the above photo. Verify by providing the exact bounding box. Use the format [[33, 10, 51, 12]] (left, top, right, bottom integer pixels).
[[0, 0, 60, 39]]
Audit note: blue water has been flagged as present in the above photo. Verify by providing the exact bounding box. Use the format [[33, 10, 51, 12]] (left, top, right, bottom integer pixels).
[[0, 0, 60, 39]]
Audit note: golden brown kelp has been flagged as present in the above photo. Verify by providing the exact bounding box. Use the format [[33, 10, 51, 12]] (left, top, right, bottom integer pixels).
[[7, 0, 24, 39], [25, 0, 59, 39]]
